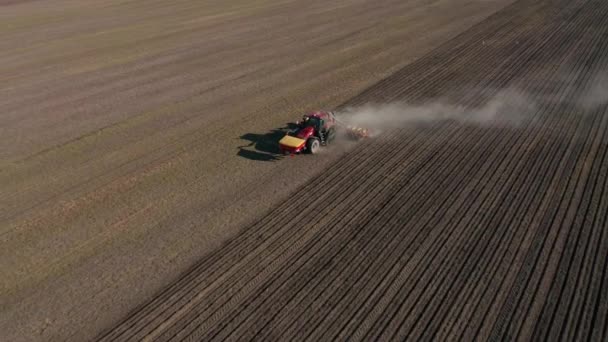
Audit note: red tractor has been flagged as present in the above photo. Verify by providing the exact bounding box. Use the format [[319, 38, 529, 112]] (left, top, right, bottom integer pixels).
[[278, 111, 368, 154]]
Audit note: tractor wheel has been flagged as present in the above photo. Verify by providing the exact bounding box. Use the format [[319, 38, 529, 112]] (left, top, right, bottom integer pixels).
[[306, 138, 321, 154]]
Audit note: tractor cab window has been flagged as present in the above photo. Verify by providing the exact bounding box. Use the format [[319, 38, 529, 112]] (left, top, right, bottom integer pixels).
[[303, 116, 323, 130]]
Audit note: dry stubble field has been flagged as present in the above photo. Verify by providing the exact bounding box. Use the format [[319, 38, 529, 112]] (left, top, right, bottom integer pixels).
[[1, 0, 514, 341]]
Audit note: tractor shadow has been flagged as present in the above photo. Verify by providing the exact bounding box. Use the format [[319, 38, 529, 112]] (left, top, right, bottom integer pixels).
[[237, 123, 299, 161]]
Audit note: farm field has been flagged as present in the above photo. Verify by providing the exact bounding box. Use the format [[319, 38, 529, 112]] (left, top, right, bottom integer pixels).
[[98, 0, 608, 340], [3, 0, 608, 341], [0, 0, 513, 341]]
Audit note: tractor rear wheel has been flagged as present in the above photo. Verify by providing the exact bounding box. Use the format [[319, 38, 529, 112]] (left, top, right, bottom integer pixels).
[[307, 138, 321, 154], [326, 127, 336, 143]]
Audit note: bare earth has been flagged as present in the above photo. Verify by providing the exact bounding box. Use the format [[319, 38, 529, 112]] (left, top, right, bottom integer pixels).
[[98, 0, 608, 340], [0, 0, 514, 341]]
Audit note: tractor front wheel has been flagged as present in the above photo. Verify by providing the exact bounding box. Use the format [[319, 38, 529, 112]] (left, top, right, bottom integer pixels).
[[307, 138, 321, 154]]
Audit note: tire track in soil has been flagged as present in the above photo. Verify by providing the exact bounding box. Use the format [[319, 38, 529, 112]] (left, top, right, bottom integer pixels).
[[479, 4, 608, 338], [436, 14, 608, 339], [365, 81, 587, 341], [97, 0, 608, 340], [392, 41, 603, 342], [489, 93, 601, 341], [526, 8, 608, 340], [569, 131, 608, 341], [430, 3, 608, 339], [342, 0, 600, 340], [536, 110, 608, 341]]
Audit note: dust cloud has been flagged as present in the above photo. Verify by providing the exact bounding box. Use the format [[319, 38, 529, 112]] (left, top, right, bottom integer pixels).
[[336, 88, 536, 134], [335, 73, 608, 134]]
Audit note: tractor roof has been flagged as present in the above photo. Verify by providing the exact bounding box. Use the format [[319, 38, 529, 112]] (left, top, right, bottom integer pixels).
[[306, 111, 330, 119]]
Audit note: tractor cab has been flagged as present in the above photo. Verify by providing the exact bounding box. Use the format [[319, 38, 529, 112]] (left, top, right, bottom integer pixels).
[[300, 115, 324, 132]]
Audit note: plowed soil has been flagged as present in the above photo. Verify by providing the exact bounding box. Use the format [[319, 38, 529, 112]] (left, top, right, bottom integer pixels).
[[4, 0, 608, 341]]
